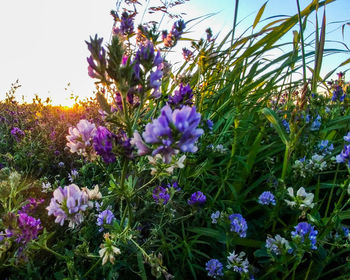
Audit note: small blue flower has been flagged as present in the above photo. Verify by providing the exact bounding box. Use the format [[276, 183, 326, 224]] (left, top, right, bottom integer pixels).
[[152, 186, 170, 205], [344, 132, 350, 142], [211, 211, 220, 224], [282, 119, 290, 133], [258, 191, 276, 206], [205, 259, 224, 278], [291, 222, 318, 250], [310, 114, 321, 131], [228, 214, 248, 238]]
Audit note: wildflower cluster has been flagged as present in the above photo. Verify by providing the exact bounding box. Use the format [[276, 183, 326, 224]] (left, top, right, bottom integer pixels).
[[291, 222, 318, 250], [336, 132, 350, 168], [162, 19, 186, 48], [228, 214, 248, 238], [285, 187, 314, 210]]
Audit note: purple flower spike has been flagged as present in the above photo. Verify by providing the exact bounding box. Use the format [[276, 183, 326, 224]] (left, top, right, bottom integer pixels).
[[188, 191, 206, 205], [16, 213, 42, 244], [258, 191, 276, 206], [96, 209, 115, 232], [205, 259, 224, 278], [93, 126, 116, 163], [11, 127, 25, 141], [152, 186, 170, 205], [168, 83, 194, 107], [336, 144, 350, 168], [291, 222, 318, 250]]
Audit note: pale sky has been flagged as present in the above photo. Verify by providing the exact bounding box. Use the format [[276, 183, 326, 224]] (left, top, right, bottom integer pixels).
[[0, 0, 349, 106]]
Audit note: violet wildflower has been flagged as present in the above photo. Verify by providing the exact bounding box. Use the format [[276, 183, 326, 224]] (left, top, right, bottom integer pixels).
[[182, 48, 193, 61], [46, 184, 93, 228], [291, 222, 318, 250], [342, 227, 350, 239], [58, 162, 65, 168], [228, 214, 248, 238], [140, 105, 203, 163], [168, 83, 194, 108], [68, 169, 79, 183], [149, 69, 163, 98], [163, 19, 186, 48], [19, 198, 44, 215], [206, 28, 214, 42], [152, 186, 170, 205], [265, 234, 291, 255], [16, 213, 42, 244], [258, 191, 276, 206], [96, 209, 115, 232], [207, 119, 214, 131], [188, 191, 206, 205], [336, 145, 350, 168], [130, 131, 150, 156], [11, 127, 25, 141], [332, 85, 346, 102], [226, 250, 249, 275], [86, 35, 107, 80], [205, 259, 224, 278], [211, 211, 220, 224], [66, 119, 96, 156], [93, 126, 116, 163], [119, 12, 134, 35]]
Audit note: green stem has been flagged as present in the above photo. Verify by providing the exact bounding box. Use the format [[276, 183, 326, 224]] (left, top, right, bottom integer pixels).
[[296, 0, 307, 84], [304, 260, 313, 280], [38, 244, 67, 260], [324, 164, 339, 217], [281, 145, 290, 181], [82, 258, 102, 279], [231, 0, 240, 46]]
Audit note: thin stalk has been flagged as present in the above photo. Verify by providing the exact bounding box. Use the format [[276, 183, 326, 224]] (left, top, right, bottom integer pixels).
[[281, 145, 290, 181], [324, 164, 339, 217], [231, 0, 240, 46], [82, 258, 102, 278], [296, 0, 307, 84], [304, 260, 313, 280]]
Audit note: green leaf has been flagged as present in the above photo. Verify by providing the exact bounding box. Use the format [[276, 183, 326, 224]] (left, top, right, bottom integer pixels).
[[253, 1, 268, 29], [261, 107, 289, 146]]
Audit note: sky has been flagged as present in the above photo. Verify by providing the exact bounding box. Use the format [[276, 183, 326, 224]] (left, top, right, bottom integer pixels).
[[0, 0, 349, 106]]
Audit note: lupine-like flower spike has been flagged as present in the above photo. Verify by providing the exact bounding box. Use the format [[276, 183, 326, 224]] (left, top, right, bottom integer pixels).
[[163, 19, 186, 48], [258, 191, 276, 206], [86, 35, 107, 80], [96, 209, 115, 232], [93, 126, 116, 163], [188, 191, 206, 205], [16, 213, 42, 244], [336, 132, 350, 168], [168, 83, 194, 108]]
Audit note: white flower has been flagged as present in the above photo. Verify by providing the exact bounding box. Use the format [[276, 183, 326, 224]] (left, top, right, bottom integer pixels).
[[82, 185, 102, 200], [285, 187, 314, 210]]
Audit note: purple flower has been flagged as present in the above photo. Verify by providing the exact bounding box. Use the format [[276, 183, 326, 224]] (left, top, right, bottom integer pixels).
[[332, 85, 345, 102], [291, 222, 318, 250], [130, 131, 150, 156], [19, 198, 44, 215], [282, 119, 290, 133], [119, 12, 134, 35], [336, 144, 350, 168], [138, 105, 203, 163], [68, 169, 79, 183], [265, 234, 291, 255], [188, 191, 206, 205], [318, 140, 334, 155], [206, 28, 214, 42], [10, 127, 25, 141], [258, 191, 276, 206], [182, 48, 193, 61], [152, 186, 170, 205], [163, 19, 186, 48], [66, 119, 96, 156], [149, 69, 163, 98], [207, 119, 214, 131], [205, 259, 224, 278], [86, 35, 107, 80], [16, 213, 42, 244], [93, 126, 116, 163], [228, 214, 248, 238], [46, 184, 93, 228], [96, 209, 115, 232], [168, 83, 194, 107]]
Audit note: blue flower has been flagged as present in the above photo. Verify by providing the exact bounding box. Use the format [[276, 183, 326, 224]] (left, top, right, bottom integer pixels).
[[227, 250, 249, 274], [211, 211, 220, 224], [182, 48, 193, 61], [168, 83, 193, 108], [228, 214, 248, 238], [291, 222, 318, 250], [188, 191, 206, 205], [93, 126, 116, 163], [318, 140, 334, 155], [282, 119, 290, 133], [152, 186, 170, 205], [336, 145, 350, 168], [344, 132, 350, 142], [205, 259, 224, 278], [265, 234, 291, 255], [258, 191, 276, 206], [310, 114, 321, 131]]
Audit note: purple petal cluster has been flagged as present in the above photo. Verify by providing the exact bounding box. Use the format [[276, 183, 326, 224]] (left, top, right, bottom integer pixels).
[[152, 186, 170, 205], [96, 209, 115, 232], [16, 213, 42, 244], [227, 250, 249, 275], [10, 127, 25, 141], [66, 119, 96, 156], [162, 19, 186, 48], [188, 191, 206, 205], [336, 132, 350, 168], [229, 214, 248, 238], [135, 105, 203, 163], [93, 126, 116, 163], [282, 119, 290, 134], [86, 35, 107, 80], [168, 83, 194, 108], [182, 48, 193, 61], [318, 140, 334, 155], [46, 184, 93, 228], [206, 28, 215, 42], [258, 191, 276, 206], [310, 114, 321, 131], [331, 85, 346, 102], [119, 12, 134, 35], [19, 198, 44, 215], [205, 259, 224, 278], [291, 222, 318, 250]]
